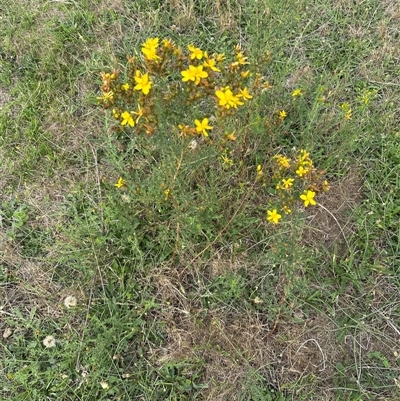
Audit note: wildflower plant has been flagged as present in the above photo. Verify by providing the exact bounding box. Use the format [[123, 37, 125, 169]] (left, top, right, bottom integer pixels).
[[97, 38, 328, 256]]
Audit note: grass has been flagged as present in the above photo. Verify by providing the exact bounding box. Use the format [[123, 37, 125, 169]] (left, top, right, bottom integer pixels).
[[1, 0, 400, 400]]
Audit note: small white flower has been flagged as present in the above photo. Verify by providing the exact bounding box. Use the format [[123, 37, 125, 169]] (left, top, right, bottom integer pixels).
[[188, 139, 198, 150], [63, 295, 77, 308], [121, 194, 131, 203], [100, 380, 109, 389], [43, 335, 56, 348]]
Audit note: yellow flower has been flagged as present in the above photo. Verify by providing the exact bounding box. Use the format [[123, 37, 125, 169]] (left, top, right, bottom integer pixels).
[[221, 154, 234, 167], [178, 124, 194, 137], [181, 66, 196, 83], [340, 102, 352, 120], [181, 65, 208, 85], [225, 132, 237, 141], [114, 177, 126, 189], [121, 83, 130, 90], [238, 87, 252, 100], [256, 164, 263, 178], [292, 88, 303, 97], [282, 205, 292, 214], [215, 53, 226, 62], [263, 81, 272, 90], [142, 38, 159, 49], [194, 118, 213, 137], [296, 165, 308, 177], [142, 47, 160, 61], [188, 44, 204, 60], [273, 155, 291, 168], [141, 38, 160, 61], [322, 180, 330, 191], [134, 71, 152, 95], [267, 209, 282, 224], [132, 104, 144, 123], [203, 57, 220, 72], [231, 95, 244, 108], [121, 111, 135, 127], [279, 110, 287, 121], [97, 91, 114, 102], [215, 87, 243, 109], [112, 109, 120, 119], [236, 52, 249, 65], [162, 38, 174, 49], [163, 188, 170, 200], [104, 72, 116, 80], [241, 70, 250, 78], [281, 178, 294, 189], [300, 190, 317, 207], [299, 149, 310, 161]]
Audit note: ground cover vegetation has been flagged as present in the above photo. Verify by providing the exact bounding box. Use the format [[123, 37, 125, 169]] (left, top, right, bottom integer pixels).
[[1, 0, 400, 400]]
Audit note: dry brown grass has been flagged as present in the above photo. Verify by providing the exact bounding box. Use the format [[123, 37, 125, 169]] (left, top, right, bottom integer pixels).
[[304, 169, 363, 251], [149, 260, 337, 400]]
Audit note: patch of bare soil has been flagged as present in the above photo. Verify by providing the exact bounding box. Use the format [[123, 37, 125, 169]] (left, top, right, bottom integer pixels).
[[151, 269, 337, 400], [303, 169, 363, 254], [0, 87, 10, 110], [152, 296, 342, 400]]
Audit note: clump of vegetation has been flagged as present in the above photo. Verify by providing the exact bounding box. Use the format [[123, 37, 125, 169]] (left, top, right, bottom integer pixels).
[[2, 0, 400, 400], [97, 38, 328, 235]]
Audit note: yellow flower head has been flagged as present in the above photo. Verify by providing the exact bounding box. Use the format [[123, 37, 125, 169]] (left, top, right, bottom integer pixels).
[[141, 38, 160, 61], [340, 102, 352, 120], [203, 57, 221, 72], [112, 108, 120, 119], [256, 164, 263, 178], [134, 71, 152, 95], [236, 52, 249, 65], [273, 155, 291, 169], [188, 45, 204, 60], [181, 65, 208, 85], [292, 88, 303, 97], [215, 87, 243, 109], [121, 111, 135, 127], [121, 83, 130, 90], [225, 132, 237, 141], [97, 91, 114, 103], [300, 190, 317, 207], [267, 209, 282, 224], [238, 87, 253, 100], [163, 188, 170, 200], [279, 110, 287, 121], [142, 38, 159, 49], [281, 178, 294, 189], [296, 165, 308, 177], [221, 154, 234, 168], [162, 38, 174, 49], [114, 177, 126, 188], [132, 103, 144, 124], [194, 118, 213, 137]]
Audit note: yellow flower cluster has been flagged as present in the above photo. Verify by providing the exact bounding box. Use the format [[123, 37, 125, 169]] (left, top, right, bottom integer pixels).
[[97, 38, 260, 141], [340, 102, 352, 120], [141, 37, 161, 61], [266, 149, 328, 224]]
